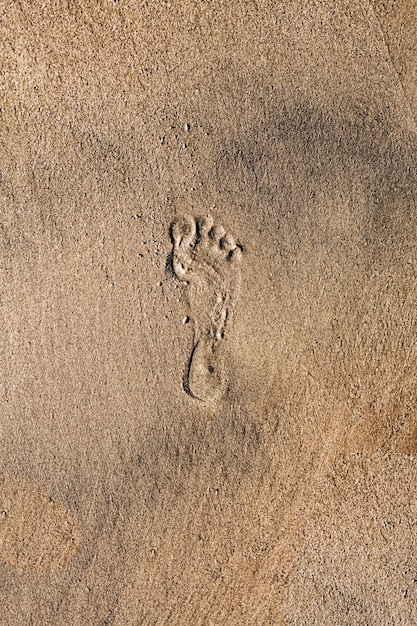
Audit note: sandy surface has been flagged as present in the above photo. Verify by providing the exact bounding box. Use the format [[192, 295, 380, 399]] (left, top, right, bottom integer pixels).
[[1, 1, 417, 623]]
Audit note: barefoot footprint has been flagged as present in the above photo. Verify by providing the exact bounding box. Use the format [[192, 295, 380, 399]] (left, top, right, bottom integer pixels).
[[171, 214, 242, 402]]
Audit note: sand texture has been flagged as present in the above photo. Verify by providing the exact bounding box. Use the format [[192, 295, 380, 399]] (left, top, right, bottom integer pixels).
[[1, 1, 417, 623]]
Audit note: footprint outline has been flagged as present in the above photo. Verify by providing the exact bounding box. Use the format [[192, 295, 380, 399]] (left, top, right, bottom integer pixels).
[[170, 213, 242, 403]]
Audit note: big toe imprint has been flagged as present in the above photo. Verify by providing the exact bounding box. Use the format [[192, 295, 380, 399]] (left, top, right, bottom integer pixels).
[[0, 473, 81, 573], [171, 214, 242, 403]]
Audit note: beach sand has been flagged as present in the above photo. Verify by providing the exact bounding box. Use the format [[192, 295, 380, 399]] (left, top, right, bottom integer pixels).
[[1, 1, 417, 623]]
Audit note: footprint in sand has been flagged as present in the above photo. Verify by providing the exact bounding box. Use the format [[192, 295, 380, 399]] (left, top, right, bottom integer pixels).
[[171, 213, 242, 403], [0, 473, 81, 573]]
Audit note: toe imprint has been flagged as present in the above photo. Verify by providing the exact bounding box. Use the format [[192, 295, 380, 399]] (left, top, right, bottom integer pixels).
[[171, 213, 242, 402]]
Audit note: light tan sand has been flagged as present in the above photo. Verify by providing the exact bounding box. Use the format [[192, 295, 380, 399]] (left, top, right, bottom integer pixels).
[[1, 1, 417, 623]]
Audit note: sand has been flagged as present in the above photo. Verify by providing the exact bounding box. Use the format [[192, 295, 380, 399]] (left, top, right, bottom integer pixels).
[[1, 1, 417, 623]]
